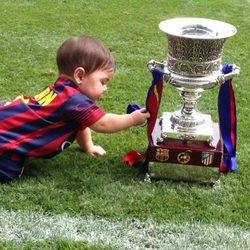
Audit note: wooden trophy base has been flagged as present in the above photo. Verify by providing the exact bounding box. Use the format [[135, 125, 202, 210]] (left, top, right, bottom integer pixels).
[[147, 120, 222, 184]]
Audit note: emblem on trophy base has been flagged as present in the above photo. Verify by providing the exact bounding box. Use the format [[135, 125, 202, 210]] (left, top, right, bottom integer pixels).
[[146, 18, 240, 184]]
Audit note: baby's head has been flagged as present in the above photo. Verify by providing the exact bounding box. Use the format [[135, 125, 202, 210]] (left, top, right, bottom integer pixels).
[[56, 35, 115, 77]]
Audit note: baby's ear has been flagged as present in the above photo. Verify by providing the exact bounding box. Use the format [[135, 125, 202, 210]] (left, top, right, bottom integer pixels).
[[74, 67, 86, 85]]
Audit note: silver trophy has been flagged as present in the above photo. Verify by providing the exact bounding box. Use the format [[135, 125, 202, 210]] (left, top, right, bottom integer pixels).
[[147, 18, 240, 147]]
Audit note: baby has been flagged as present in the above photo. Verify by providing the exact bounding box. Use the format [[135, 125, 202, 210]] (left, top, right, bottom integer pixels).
[[0, 35, 150, 183]]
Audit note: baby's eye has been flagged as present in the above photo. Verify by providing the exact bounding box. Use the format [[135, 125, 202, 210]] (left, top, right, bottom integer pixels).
[[101, 80, 108, 85]]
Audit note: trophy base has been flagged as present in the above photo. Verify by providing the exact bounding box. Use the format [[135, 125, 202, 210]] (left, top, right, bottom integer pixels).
[[147, 119, 222, 184], [147, 162, 220, 185], [161, 112, 214, 145]]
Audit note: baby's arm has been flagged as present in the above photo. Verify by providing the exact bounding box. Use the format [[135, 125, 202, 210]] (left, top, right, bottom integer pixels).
[[76, 127, 106, 157], [90, 108, 150, 133], [76, 108, 149, 156]]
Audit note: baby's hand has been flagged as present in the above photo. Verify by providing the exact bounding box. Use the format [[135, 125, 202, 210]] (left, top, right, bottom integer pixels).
[[130, 108, 150, 126], [85, 145, 106, 157]]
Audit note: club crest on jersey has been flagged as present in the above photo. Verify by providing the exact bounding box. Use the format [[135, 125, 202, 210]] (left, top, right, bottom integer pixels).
[[201, 152, 214, 165], [155, 148, 169, 162]]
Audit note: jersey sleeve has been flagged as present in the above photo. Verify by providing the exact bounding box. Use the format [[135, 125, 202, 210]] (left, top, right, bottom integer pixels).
[[62, 93, 105, 128]]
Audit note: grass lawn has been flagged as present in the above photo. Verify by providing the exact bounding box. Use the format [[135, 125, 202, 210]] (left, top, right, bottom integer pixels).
[[0, 0, 249, 249]]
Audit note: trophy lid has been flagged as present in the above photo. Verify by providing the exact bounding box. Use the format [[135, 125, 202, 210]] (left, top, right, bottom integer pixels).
[[159, 18, 237, 39]]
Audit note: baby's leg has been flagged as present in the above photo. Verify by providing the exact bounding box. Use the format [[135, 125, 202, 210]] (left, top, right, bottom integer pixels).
[[0, 150, 25, 184]]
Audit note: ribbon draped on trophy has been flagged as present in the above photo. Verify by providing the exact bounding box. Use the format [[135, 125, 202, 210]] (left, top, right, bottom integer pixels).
[[122, 18, 240, 184], [123, 69, 164, 168]]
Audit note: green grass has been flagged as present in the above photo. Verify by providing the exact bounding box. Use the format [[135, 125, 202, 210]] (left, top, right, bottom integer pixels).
[[0, 0, 249, 249]]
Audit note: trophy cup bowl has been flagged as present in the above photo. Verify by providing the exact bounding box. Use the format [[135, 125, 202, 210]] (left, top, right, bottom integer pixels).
[[148, 17, 240, 144]]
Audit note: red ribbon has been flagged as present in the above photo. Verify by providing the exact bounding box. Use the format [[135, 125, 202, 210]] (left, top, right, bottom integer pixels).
[[122, 69, 164, 167]]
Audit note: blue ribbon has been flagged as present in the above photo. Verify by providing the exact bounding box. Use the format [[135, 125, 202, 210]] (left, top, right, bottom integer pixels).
[[126, 103, 143, 114], [218, 64, 237, 172]]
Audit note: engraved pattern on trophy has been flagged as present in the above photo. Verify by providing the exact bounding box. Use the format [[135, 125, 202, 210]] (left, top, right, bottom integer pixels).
[[167, 37, 225, 76]]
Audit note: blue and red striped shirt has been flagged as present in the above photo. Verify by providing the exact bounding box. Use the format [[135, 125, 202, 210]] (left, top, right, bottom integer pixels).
[[0, 76, 105, 158]]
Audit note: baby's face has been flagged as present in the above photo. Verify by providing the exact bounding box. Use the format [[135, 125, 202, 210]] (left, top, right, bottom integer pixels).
[[78, 68, 114, 101]]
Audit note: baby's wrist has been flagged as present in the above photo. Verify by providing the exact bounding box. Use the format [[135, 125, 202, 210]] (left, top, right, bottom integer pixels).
[[129, 113, 136, 126], [82, 144, 94, 153]]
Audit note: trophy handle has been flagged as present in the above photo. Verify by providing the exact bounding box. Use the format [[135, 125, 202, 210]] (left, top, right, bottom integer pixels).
[[147, 60, 164, 71], [147, 60, 171, 82], [216, 64, 240, 85]]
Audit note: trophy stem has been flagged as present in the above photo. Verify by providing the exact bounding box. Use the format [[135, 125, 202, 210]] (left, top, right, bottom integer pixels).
[[180, 91, 201, 115], [170, 90, 205, 129]]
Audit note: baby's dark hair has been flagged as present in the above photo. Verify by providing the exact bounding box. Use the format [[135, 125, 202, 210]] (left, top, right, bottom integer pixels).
[[56, 35, 115, 76]]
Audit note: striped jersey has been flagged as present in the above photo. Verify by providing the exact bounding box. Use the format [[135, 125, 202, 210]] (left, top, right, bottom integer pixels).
[[0, 76, 105, 158]]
